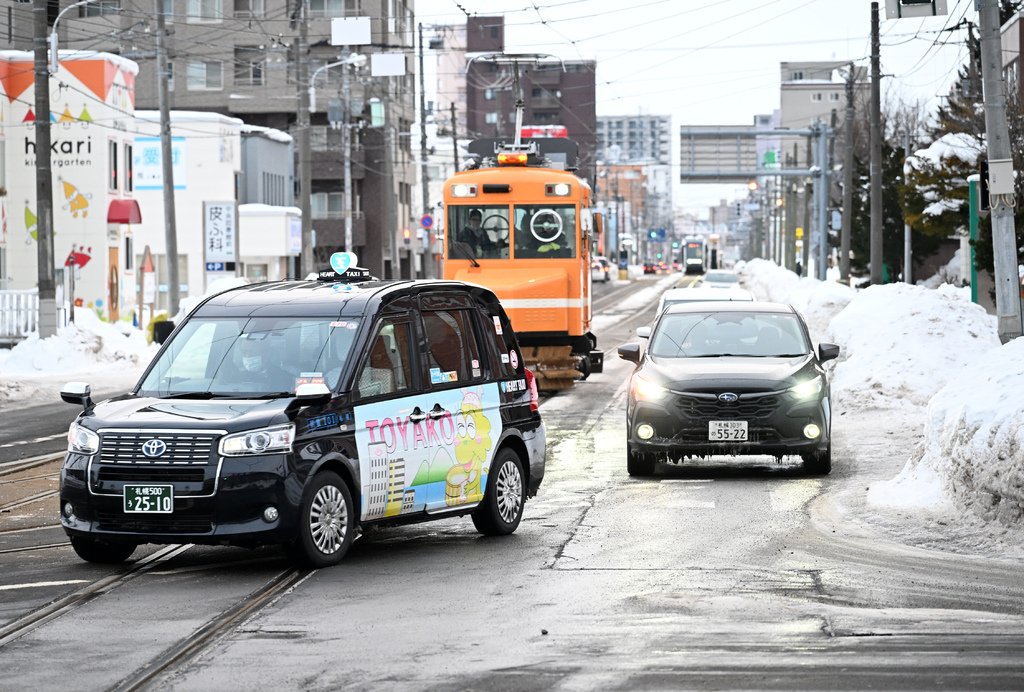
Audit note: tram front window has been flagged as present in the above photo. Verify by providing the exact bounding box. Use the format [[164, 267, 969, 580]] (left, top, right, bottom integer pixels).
[[514, 205, 577, 259], [447, 206, 510, 260]]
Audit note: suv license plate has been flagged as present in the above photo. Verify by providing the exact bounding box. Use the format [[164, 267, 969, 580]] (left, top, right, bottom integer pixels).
[[123, 485, 174, 514], [709, 421, 748, 441]]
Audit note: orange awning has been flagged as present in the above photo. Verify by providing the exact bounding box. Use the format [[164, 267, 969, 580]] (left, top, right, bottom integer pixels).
[[107, 199, 142, 224]]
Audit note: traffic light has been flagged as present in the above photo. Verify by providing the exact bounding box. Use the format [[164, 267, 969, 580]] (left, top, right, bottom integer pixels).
[[672, 241, 679, 249], [403, 228, 411, 245], [979, 159, 991, 212], [656, 252, 662, 259]]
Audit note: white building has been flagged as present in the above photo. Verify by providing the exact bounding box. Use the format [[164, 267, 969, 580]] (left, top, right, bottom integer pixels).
[[133, 111, 241, 310]]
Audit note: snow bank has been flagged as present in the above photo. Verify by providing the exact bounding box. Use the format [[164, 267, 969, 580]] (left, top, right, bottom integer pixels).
[[826, 282, 999, 411], [918, 248, 964, 288], [870, 338, 1024, 525], [738, 258, 855, 339]]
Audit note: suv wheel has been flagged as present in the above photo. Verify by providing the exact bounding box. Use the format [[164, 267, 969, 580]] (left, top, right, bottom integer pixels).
[[627, 443, 656, 477], [802, 445, 832, 475], [289, 471, 355, 567], [70, 535, 137, 564], [472, 448, 525, 536]]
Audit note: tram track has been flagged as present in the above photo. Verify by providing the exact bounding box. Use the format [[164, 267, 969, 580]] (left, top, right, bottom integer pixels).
[[0, 543, 193, 648], [0, 452, 64, 478]]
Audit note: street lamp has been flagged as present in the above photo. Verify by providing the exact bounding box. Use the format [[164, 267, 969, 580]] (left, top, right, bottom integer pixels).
[[50, 0, 109, 73]]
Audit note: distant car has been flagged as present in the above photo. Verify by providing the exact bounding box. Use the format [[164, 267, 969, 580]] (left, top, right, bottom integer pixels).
[[59, 259, 546, 568], [618, 301, 839, 476], [643, 261, 658, 275], [656, 287, 754, 316], [702, 269, 740, 288], [591, 256, 612, 283], [672, 261, 682, 273]]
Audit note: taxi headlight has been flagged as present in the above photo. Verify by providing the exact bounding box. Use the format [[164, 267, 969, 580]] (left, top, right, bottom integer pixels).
[[789, 377, 823, 399], [219, 424, 295, 457], [633, 376, 669, 401], [67, 422, 99, 455]]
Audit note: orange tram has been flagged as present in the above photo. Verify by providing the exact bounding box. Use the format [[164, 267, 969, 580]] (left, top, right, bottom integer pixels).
[[441, 138, 603, 390]]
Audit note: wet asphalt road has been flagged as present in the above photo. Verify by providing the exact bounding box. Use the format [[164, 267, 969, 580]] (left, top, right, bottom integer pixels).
[[1, 275, 1023, 690]]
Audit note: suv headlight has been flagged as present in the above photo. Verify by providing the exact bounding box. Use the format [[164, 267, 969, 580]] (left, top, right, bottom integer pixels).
[[789, 377, 824, 399], [67, 422, 100, 455], [219, 424, 295, 457], [633, 376, 669, 401]]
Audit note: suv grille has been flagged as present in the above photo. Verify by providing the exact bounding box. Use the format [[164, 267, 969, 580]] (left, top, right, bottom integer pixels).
[[99, 432, 218, 466], [675, 393, 780, 421]]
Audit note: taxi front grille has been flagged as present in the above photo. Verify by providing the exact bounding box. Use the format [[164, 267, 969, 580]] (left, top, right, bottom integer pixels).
[[97, 466, 206, 484], [94, 511, 214, 534], [99, 432, 218, 466], [675, 394, 780, 421]]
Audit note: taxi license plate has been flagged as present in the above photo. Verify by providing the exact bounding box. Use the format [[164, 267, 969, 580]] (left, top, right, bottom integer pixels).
[[709, 421, 748, 441], [123, 485, 174, 514]]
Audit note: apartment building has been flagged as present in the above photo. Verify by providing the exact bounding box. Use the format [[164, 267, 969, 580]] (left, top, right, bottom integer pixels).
[[596, 115, 671, 166]]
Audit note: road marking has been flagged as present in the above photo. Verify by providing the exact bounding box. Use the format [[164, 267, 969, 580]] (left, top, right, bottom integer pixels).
[[0, 579, 89, 592], [675, 500, 716, 509], [0, 433, 65, 450]]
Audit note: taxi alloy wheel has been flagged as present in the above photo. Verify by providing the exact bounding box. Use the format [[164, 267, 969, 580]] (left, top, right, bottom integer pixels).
[[472, 448, 525, 536], [291, 471, 355, 567]]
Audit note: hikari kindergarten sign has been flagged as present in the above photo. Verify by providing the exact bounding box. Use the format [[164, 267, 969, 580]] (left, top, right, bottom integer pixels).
[[203, 202, 237, 265]]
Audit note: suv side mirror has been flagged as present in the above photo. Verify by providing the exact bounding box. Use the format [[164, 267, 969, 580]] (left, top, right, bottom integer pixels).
[[61, 381, 94, 413], [635, 326, 651, 339], [817, 343, 840, 363], [618, 343, 641, 363]]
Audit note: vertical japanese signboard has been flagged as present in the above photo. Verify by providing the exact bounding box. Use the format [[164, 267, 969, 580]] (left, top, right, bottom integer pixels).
[[203, 201, 238, 290]]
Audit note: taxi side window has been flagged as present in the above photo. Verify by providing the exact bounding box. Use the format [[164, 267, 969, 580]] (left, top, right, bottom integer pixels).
[[423, 309, 483, 386], [356, 320, 413, 399]]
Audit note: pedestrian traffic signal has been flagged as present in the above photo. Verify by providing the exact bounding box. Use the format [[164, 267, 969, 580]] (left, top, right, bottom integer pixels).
[[403, 228, 411, 245]]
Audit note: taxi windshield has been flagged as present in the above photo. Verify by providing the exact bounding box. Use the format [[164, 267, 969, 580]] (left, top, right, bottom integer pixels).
[[137, 316, 361, 398]]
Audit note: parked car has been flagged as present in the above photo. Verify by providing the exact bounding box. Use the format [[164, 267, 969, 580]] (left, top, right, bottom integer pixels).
[[701, 269, 741, 289], [591, 256, 612, 283], [655, 286, 754, 316], [59, 256, 546, 568], [618, 301, 838, 476]]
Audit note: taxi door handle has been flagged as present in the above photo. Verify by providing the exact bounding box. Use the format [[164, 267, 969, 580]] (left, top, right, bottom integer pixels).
[[427, 404, 446, 420], [409, 407, 426, 423]]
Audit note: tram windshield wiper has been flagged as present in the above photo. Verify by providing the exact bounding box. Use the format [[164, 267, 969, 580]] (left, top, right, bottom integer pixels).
[[452, 242, 480, 267]]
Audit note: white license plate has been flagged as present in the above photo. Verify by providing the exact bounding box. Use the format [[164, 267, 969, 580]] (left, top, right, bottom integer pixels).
[[708, 420, 748, 441], [123, 484, 174, 514]]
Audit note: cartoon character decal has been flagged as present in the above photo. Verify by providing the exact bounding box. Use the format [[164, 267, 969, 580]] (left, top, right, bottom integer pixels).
[[24, 202, 38, 243], [61, 180, 91, 218], [444, 390, 492, 506], [354, 383, 502, 521]]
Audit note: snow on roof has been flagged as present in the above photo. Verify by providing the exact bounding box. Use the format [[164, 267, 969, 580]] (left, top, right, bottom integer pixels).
[[135, 110, 244, 127], [240, 124, 293, 143], [0, 50, 139, 74], [911, 132, 983, 169], [239, 203, 301, 215]]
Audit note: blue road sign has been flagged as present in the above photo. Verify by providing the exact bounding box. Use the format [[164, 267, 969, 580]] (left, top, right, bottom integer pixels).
[[206, 262, 225, 271], [420, 214, 434, 229]]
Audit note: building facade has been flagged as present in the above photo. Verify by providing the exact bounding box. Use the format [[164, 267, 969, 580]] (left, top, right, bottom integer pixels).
[[6, 0, 422, 279], [596, 115, 671, 166]]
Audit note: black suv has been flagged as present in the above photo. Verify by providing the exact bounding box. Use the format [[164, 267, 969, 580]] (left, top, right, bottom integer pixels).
[[618, 302, 839, 475], [59, 264, 546, 567]]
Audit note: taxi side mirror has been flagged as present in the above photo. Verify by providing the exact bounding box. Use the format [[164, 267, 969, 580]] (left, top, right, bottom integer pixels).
[[293, 382, 332, 407]]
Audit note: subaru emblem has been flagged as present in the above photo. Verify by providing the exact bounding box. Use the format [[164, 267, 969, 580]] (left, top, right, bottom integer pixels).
[[718, 392, 739, 403], [141, 438, 167, 458]]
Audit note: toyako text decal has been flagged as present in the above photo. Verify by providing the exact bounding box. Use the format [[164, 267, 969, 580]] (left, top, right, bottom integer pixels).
[[353, 383, 502, 521]]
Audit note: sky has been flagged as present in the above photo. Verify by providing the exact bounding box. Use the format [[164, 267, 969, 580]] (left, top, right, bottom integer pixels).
[[417, 0, 976, 213]]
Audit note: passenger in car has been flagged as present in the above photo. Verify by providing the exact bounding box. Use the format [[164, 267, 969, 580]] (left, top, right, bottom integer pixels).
[[358, 335, 398, 397]]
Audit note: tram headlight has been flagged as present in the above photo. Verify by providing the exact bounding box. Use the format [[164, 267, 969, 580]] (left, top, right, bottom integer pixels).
[[451, 184, 477, 198], [545, 183, 572, 196]]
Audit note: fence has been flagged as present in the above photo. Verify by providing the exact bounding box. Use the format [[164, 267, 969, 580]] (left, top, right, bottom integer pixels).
[[0, 289, 69, 345]]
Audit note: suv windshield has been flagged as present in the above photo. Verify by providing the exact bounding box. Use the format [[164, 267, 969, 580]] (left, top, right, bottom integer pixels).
[[138, 316, 362, 397], [650, 312, 809, 358]]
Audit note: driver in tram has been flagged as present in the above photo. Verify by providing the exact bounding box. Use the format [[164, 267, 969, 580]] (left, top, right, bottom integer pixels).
[[460, 209, 494, 255]]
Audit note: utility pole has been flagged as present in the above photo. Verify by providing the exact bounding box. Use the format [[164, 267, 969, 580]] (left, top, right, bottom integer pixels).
[[841, 62, 855, 283], [33, 0, 56, 337], [978, 0, 1023, 342], [802, 134, 812, 274], [155, 0, 180, 316], [903, 130, 912, 283], [417, 24, 433, 278], [869, 1, 883, 284], [342, 58, 354, 257], [296, 0, 313, 277], [450, 102, 459, 172]]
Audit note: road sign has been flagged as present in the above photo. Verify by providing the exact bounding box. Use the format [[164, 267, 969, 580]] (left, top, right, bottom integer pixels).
[[420, 214, 434, 229], [206, 262, 225, 271]]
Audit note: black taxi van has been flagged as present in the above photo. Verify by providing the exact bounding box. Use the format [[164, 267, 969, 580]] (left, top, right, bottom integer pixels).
[[59, 257, 546, 567]]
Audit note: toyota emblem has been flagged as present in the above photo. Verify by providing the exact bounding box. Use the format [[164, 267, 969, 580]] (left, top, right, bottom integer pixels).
[[141, 438, 167, 458], [718, 392, 739, 403]]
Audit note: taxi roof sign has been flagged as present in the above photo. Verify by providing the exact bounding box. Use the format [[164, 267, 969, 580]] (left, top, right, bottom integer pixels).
[[318, 252, 376, 282]]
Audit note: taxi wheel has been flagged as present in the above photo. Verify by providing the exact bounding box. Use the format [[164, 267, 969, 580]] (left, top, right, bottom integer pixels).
[[802, 445, 832, 475], [69, 535, 137, 564], [627, 443, 656, 477], [472, 448, 525, 536], [289, 471, 355, 567]]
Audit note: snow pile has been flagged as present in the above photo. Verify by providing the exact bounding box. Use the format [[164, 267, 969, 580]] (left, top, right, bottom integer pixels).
[[918, 248, 964, 288], [738, 258, 855, 339], [870, 337, 1024, 525], [825, 282, 999, 410]]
